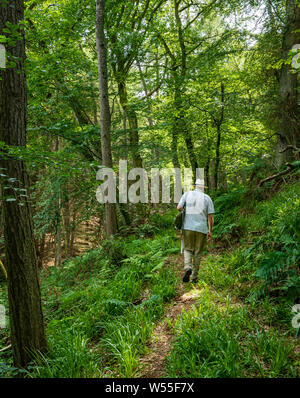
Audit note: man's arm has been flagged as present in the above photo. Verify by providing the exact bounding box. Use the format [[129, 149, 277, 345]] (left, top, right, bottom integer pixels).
[[177, 193, 186, 211], [208, 213, 214, 241]]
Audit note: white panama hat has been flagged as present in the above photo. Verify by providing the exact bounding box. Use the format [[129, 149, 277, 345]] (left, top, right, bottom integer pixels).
[[194, 178, 208, 188]]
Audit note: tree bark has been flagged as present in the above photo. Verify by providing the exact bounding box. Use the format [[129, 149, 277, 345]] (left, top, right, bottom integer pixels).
[[54, 138, 62, 267], [0, 0, 47, 368], [117, 79, 143, 168], [70, 206, 77, 256], [275, 0, 300, 166], [171, 75, 181, 169], [63, 189, 72, 258], [96, 0, 117, 238], [205, 122, 211, 190], [172, 1, 199, 176], [137, 62, 155, 129], [214, 82, 225, 190], [137, 62, 160, 163]]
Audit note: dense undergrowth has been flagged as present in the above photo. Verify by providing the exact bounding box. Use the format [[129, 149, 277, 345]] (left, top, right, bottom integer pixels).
[[213, 181, 300, 301], [166, 181, 300, 377], [0, 213, 180, 377], [166, 292, 297, 377], [0, 181, 299, 377]]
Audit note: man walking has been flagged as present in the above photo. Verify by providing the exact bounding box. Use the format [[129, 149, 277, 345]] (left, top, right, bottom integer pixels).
[[177, 179, 214, 283]]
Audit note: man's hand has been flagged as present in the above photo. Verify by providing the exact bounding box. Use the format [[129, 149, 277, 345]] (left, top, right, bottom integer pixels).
[[208, 231, 212, 241]]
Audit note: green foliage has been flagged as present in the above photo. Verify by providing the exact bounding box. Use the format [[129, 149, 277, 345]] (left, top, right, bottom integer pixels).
[[101, 237, 127, 265], [1, 0, 299, 379], [25, 232, 179, 378], [213, 188, 249, 242], [132, 222, 160, 238], [101, 308, 157, 377], [0, 362, 27, 378], [247, 184, 300, 301], [28, 330, 102, 378], [211, 183, 300, 301], [149, 212, 175, 230], [1, 181, 299, 378], [166, 292, 297, 378]]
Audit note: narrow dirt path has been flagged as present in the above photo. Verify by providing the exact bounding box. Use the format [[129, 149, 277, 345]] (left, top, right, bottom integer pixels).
[[138, 256, 203, 378]]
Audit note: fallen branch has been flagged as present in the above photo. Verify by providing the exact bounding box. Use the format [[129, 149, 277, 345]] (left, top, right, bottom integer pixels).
[[0, 344, 11, 353], [258, 162, 298, 187]]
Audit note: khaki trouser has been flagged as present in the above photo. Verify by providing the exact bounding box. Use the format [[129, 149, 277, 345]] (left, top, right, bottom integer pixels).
[[183, 229, 207, 280]]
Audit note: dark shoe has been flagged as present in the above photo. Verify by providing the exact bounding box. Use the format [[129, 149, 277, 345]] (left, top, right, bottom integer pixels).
[[191, 278, 198, 284], [182, 268, 192, 282]]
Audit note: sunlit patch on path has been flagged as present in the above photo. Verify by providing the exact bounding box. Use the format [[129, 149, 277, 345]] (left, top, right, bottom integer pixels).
[[179, 288, 203, 302]]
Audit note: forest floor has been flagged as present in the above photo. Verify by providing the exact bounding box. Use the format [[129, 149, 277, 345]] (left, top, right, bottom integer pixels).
[[138, 255, 203, 377], [0, 182, 299, 378], [137, 246, 300, 378], [1, 233, 299, 378]]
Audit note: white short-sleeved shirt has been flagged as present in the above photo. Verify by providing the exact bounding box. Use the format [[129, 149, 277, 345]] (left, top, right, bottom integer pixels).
[[178, 189, 214, 234]]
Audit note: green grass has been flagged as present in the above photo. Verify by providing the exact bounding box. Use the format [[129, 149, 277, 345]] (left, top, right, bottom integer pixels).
[[166, 288, 298, 378], [25, 226, 180, 378], [0, 215, 181, 378], [166, 182, 300, 378], [29, 330, 103, 378], [0, 183, 299, 378]]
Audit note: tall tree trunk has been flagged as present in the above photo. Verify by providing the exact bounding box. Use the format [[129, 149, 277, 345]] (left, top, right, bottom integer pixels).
[[70, 206, 76, 256], [205, 122, 211, 190], [137, 62, 154, 128], [214, 124, 221, 190], [117, 79, 143, 168], [63, 189, 71, 258], [0, 0, 47, 367], [122, 109, 128, 158], [184, 127, 198, 179], [55, 197, 62, 267], [96, 0, 117, 238], [214, 82, 225, 190], [54, 138, 62, 267], [171, 74, 182, 169], [137, 62, 160, 165], [205, 157, 210, 190], [275, 0, 300, 166], [173, 1, 198, 177], [209, 159, 215, 189]]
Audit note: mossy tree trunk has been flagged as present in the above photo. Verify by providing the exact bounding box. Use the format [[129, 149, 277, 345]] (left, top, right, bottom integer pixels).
[[275, 0, 300, 166], [0, 0, 48, 368], [96, 0, 118, 238]]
